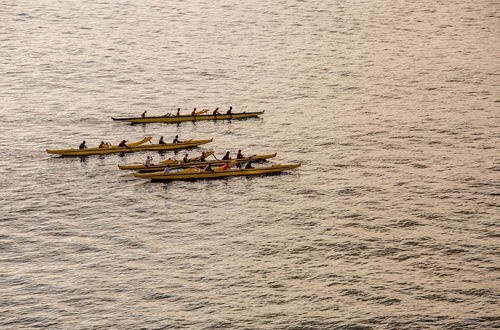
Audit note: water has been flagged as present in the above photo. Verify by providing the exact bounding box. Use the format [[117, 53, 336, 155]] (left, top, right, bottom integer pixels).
[[1, 0, 499, 328]]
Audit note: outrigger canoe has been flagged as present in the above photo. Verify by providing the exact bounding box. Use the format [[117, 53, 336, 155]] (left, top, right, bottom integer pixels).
[[118, 153, 277, 172], [46, 137, 213, 156], [132, 163, 300, 181], [111, 111, 264, 124]]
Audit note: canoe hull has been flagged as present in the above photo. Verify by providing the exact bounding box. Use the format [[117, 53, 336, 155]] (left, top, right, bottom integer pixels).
[[118, 153, 278, 171], [133, 164, 300, 181], [112, 111, 264, 124], [46, 139, 213, 156]]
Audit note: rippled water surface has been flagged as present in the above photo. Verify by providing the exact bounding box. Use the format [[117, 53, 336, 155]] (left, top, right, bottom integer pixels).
[[1, 0, 499, 328]]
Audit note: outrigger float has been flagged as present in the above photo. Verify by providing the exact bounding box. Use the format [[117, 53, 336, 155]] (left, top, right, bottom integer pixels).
[[118, 153, 277, 172], [112, 111, 264, 124], [46, 137, 213, 156], [132, 164, 301, 181]]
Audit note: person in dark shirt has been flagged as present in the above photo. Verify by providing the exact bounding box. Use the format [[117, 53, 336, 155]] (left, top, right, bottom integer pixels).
[[226, 106, 233, 116], [173, 135, 181, 143], [222, 151, 230, 160], [204, 164, 214, 172], [79, 141, 87, 149], [191, 108, 197, 117], [141, 111, 147, 118], [118, 140, 129, 148], [158, 136, 166, 144], [213, 108, 220, 116], [182, 154, 189, 163], [200, 152, 206, 162], [236, 150, 244, 159], [176, 108, 181, 116]]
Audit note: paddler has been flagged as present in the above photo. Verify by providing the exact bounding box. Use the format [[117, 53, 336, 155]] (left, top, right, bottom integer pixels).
[[191, 108, 197, 117], [176, 108, 181, 116], [173, 135, 182, 143], [222, 151, 231, 160], [158, 136, 166, 144], [79, 141, 87, 149], [200, 152, 206, 162], [98, 141, 105, 148], [221, 161, 232, 170], [236, 150, 244, 159], [118, 140, 130, 148], [213, 107, 220, 116], [141, 110, 147, 118], [226, 106, 233, 117], [182, 154, 189, 163]]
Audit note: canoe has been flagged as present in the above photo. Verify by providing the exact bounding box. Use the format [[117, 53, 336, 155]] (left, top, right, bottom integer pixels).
[[46, 136, 152, 155], [118, 153, 278, 172], [111, 111, 264, 124], [132, 163, 300, 181], [123, 153, 277, 172], [46, 138, 213, 156]]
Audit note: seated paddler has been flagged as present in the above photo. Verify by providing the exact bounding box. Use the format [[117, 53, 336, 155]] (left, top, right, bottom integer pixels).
[[118, 140, 130, 148], [144, 156, 153, 167]]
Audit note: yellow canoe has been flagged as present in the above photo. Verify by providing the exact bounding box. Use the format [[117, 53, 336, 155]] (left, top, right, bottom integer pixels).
[[118, 153, 277, 171], [112, 111, 264, 124], [132, 163, 300, 181], [46, 138, 213, 156]]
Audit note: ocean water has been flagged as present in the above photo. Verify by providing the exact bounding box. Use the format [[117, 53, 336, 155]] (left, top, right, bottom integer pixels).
[[1, 0, 499, 328]]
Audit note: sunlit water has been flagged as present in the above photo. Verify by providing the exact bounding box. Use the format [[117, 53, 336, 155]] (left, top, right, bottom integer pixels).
[[1, 0, 499, 328]]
